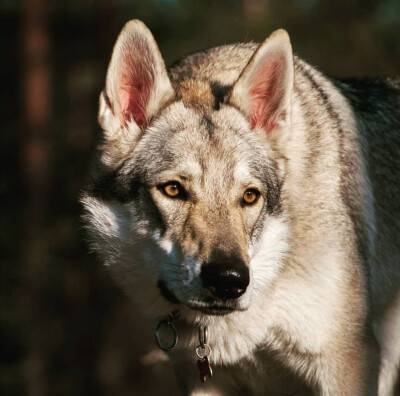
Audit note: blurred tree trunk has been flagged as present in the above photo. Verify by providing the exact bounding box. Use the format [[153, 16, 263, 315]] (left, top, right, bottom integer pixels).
[[20, 0, 52, 395]]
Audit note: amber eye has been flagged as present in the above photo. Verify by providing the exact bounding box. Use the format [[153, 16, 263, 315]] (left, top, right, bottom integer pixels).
[[164, 184, 179, 197], [160, 182, 186, 199], [242, 189, 260, 205]]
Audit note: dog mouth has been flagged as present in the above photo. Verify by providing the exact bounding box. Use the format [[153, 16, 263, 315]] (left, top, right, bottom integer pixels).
[[187, 304, 236, 316], [157, 280, 237, 316]]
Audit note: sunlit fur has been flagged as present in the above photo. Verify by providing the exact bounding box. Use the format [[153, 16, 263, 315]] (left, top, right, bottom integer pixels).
[[82, 20, 400, 395]]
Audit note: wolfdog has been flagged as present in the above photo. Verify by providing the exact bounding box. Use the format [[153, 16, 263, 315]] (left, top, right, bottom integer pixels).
[[82, 20, 400, 395]]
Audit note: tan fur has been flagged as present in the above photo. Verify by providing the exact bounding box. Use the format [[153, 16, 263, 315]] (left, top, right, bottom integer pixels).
[[179, 79, 216, 108], [82, 20, 400, 395]]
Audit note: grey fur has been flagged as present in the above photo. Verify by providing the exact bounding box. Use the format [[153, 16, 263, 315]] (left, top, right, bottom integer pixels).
[[82, 20, 400, 395]]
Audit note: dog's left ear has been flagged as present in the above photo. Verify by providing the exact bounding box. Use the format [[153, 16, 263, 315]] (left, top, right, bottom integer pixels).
[[230, 29, 293, 140]]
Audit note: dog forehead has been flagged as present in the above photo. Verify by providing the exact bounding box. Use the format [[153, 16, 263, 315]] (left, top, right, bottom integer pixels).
[[158, 101, 247, 135], [143, 103, 228, 151], [137, 102, 270, 182]]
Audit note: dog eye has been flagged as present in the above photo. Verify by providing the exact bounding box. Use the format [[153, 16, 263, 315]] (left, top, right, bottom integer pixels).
[[242, 189, 260, 205], [160, 182, 187, 199]]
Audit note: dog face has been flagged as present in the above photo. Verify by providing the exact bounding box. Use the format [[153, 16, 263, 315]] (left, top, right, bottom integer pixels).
[[82, 20, 292, 320]]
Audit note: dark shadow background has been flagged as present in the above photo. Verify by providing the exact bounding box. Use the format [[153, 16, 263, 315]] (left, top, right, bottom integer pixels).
[[1, 0, 399, 395]]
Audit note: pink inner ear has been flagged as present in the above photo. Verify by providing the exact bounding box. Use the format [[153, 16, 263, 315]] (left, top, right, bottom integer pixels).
[[249, 54, 285, 133], [118, 52, 153, 128], [119, 78, 149, 128]]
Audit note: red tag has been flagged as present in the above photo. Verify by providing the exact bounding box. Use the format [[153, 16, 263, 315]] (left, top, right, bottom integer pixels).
[[197, 356, 213, 383]]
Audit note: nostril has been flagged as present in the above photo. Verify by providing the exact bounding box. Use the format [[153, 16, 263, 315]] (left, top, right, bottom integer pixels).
[[201, 265, 250, 300]]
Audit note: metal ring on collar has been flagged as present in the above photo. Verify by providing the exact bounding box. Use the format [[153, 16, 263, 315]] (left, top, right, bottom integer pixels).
[[196, 343, 212, 359], [155, 318, 178, 351]]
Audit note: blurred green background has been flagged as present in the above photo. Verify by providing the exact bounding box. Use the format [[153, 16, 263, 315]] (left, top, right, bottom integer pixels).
[[1, 0, 399, 395]]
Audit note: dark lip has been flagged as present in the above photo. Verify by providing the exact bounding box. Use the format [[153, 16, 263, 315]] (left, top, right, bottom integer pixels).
[[193, 305, 236, 316], [157, 280, 237, 315]]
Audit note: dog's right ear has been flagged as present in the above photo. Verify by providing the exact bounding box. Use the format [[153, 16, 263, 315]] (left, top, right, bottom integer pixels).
[[99, 20, 174, 135]]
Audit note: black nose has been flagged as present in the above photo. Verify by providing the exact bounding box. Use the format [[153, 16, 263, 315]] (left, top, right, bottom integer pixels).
[[201, 259, 250, 300]]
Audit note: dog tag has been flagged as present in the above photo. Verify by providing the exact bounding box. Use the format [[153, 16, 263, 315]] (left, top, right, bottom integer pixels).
[[197, 356, 213, 383]]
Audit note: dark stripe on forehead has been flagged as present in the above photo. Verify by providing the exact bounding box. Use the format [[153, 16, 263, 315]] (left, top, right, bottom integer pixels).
[[203, 116, 214, 137], [210, 82, 231, 110]]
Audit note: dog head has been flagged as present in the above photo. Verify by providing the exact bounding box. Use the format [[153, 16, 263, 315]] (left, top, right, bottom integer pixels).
[[82, 20, 292, 320]]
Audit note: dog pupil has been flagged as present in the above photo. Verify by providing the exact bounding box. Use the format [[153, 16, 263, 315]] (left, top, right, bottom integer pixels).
[[245, 191, 254, 202], [167, 185, 178, 195]]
